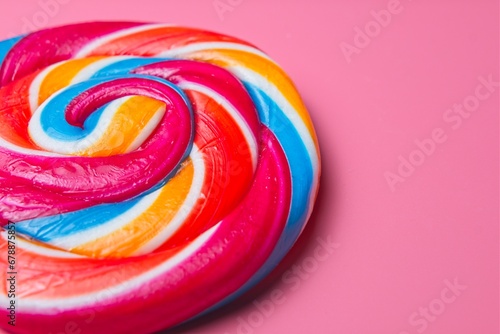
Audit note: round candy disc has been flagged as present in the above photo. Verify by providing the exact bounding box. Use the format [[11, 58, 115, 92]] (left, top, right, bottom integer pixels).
[[0, 22, 320, 334]]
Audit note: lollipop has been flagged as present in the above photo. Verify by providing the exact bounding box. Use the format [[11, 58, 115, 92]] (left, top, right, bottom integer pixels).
[[0, 22, 320, 334]]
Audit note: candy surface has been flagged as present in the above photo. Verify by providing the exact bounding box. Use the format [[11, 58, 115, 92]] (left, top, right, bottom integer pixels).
[[0, 22, 320, 334]]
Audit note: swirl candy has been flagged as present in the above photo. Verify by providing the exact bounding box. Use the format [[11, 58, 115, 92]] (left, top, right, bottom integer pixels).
[[0, 22, 320, 333]]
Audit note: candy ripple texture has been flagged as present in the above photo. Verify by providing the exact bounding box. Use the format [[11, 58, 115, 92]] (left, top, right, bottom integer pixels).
[[0, 22, 320, 334]]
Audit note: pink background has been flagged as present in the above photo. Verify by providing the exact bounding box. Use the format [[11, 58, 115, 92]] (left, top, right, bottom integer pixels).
[[0, 0, 498, 333]]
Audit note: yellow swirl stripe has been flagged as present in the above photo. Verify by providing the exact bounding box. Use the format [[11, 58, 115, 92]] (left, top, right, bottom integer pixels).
[[72, 159, 195, 258], [38, 57, 107, 106], [77, 96, 166, 157]]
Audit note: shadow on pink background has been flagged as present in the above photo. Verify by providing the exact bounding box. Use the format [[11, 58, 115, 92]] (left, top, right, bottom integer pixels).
[[0, 0, 498, 333]]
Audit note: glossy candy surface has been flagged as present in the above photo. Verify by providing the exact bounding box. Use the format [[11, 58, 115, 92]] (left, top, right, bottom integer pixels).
[[0, 22, 320, 334]]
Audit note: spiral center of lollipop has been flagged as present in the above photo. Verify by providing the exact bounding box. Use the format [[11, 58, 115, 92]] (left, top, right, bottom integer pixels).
[[2, 56, 261, 259]]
